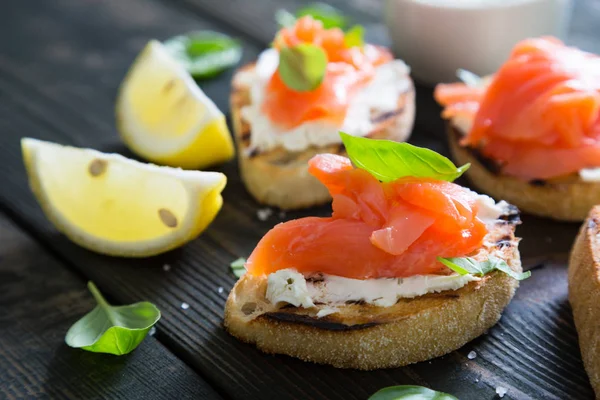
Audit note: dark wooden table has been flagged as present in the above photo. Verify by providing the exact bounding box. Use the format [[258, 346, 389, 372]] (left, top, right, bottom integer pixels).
[[1, 1, 599, 399]]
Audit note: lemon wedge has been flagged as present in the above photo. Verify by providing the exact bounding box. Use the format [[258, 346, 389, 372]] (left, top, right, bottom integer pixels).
[[116, 40, 235, 170], [21, 138, 227, 257]]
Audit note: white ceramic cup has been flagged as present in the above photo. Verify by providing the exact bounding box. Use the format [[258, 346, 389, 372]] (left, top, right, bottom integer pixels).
[[384, 0, 574, 85]]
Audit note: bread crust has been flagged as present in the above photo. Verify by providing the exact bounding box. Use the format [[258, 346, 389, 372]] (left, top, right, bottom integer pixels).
[[224, 216, 521, 370], [448, 124, 600, 222], [230, 63, 415, 210], [569, 206, 600, 397]]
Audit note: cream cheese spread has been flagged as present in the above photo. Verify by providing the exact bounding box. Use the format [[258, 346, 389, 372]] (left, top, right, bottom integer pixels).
[[266, 268, 479, 310]]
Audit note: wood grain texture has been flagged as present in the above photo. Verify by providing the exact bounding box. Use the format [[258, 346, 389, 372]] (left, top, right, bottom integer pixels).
[[0, 0, 596, 399], [0, 213, 223, 400]]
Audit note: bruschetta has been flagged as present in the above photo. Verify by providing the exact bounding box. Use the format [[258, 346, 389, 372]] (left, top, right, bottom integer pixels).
[[224, 136, 527, 369], [435, 37, 600, 221], [230, 16, 415, 209], [569, 206, 600, 396]]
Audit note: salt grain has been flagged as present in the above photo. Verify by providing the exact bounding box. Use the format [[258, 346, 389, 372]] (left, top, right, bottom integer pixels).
[[181, 302, 190, 310], [217, 287, 224, 294], [475, 378, 479, 383], [163, 264, 171, 272], [278, 210, 286, 219], [257, 208, 273, 221], [148, 326, 156, 336], [467, 350, 477, 360], [496, 386, 507, 398]]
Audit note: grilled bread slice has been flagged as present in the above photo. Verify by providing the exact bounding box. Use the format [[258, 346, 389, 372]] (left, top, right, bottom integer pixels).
[[224, 210, 521, 370], [447, 123, 600, 222], [569, 206, 600, 396], [230, 63, 415, 210]]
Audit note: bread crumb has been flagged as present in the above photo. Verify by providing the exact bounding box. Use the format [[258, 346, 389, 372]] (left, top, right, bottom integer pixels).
[[257, 208, 273, 221], [163, 264, 171, 272], [496, 386, 507, 398], [316, 307, 339, 318], [181, 302, 190, 310], [467, 350, 477, 359]]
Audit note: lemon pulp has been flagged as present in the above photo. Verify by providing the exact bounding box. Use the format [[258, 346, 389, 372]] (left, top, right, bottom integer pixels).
[[116, 40, 235, 169]]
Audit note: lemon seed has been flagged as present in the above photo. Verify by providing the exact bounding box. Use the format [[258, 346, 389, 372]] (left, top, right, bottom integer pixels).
[[162, 79, 175, 94], [88, 159, 107, 177], [158, 208, 178, 228]]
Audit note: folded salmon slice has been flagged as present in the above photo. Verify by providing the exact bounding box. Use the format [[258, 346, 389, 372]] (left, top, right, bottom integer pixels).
[[434, 37, 600, 180], [246, 154, 487, 279], [261, 16, 393, 130]]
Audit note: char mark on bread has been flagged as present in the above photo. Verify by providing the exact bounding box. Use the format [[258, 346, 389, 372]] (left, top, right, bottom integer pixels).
[[529, 179, 547, 187], [264, 312, 380, 331]]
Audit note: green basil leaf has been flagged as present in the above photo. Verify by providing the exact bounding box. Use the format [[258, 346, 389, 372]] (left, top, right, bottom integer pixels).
[[296, 3, 347, 29], [340, 132, 470, 182], [344, 25, 365, 48], [456, 69, 482, 87], [65, 282, 160, 355], [438, 256, 531, 281], [368, 385, 459, 400], [230, 257, 247, 278], [163, 31, 242, 79], [275, 9, 297, 28], [278, 44, 327, 92]]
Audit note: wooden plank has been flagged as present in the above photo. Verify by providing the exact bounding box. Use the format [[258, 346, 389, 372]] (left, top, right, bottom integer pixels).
[[0, 0, 596, 399], [0, 0, 262, 149], [0, 212, 223, 400]]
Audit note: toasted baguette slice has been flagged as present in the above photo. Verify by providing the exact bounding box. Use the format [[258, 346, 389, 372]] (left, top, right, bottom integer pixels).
[[230, 63, 415, 210], [569, 206, 600, 396], [448, 124, 600, 221], [224, 213, 521, 370]]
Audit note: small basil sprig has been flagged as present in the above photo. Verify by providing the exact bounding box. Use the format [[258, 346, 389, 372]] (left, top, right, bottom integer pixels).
[[65, 282, 161, 355], [369, 385, 458, 400], [438, 256, 531, 281], [344, 25, 365, 48], [295, 3, 347, 29], [340, 132, 470, 182], [230, 257, 246, 278], [163, 31, 242, 79], [278, 44, 327, 92]]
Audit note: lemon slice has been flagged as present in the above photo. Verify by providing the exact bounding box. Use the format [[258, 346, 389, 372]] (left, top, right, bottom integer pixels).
[[116, 40, 235, 170], [22, 138, 227, 257]]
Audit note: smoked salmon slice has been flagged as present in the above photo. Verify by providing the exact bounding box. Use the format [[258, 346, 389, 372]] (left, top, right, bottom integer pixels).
[[261, 16, 393, 130], [434, 37, 600, 180], [246, 154, 487, 279]]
